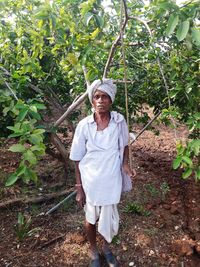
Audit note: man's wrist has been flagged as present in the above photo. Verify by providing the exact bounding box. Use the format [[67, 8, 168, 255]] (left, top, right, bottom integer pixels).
[[75, 183, 82, 187]]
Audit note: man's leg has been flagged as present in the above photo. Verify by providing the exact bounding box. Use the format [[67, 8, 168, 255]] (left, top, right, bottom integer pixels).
[[102, 239, 111, 254], [102, 238, 118, 267], [85, 220, 99, 260]]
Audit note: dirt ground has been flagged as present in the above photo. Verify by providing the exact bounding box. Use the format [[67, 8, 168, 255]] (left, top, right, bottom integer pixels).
[[0, 122, 200, 267]]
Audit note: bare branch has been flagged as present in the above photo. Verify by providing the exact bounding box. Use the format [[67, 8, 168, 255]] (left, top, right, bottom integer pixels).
[[54, 66, 90, 128], [82, 65, 90, 87], [54, 91, 88, 127], [103, 0, 129, 78], [123, 42, 143, 46], [0, 188, 74, 209], [113, 79, 135, 84], [50, 133, 69, 162], [3, 79, 19, 101], [130, 111, 162, 144], [128, 16, 152, 37], [29, 83, 43, 94], [0, 66, 10, 76]]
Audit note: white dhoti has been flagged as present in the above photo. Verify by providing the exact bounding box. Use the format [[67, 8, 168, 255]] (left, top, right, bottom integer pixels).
[[84, 202, 119, 243]]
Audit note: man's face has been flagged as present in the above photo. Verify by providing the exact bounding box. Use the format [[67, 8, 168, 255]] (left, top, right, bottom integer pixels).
[[92, 89, 112, 113]]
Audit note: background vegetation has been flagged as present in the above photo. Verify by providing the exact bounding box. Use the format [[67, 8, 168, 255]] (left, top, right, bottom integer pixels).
[[0, 0, 199, 186]]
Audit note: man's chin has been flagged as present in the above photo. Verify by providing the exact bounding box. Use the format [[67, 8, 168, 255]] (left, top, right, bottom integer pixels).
[[96, 109, 109, 113]]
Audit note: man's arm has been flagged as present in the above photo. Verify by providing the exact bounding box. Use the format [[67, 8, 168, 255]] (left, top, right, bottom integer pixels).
[[122, 145, 136, 178], [74, 161, 86, 208]]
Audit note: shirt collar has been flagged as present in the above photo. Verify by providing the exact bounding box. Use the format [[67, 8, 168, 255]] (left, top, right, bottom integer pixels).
[[87, 111, 123, 124]]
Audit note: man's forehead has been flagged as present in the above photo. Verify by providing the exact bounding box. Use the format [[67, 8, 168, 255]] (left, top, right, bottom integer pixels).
[[93, 89, 109, 96]]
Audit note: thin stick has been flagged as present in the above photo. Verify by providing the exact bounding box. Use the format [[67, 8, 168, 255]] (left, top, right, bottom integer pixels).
[[0, 188, 74, 209], [46, 191, 76, 215], [130, 111, 162, 144], [129, 15, 177, 140], [39, 234, 65, 248], [103, 2, 129, 78], [3, 79, 19, 101], [120, 0, 132, 168]]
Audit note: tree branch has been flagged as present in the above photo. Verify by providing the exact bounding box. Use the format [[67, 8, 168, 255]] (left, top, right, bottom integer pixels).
[[53, 66, 90, 127], [0, 188, 74, 209], [130, 111, 162, 144], [103, 0, 129, 78], [54, 92, 88, 127], [128, 16, 152, 37], [2, 79, 19, 101]]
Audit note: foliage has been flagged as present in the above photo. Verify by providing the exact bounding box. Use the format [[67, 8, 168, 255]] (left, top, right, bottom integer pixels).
[[124, 202, 151, 216], [0, 90, 15, 137], [5, 100, 46, 186], [160, 182, 170, 201], [0, 0, 199, 184], [173, 139, 200, 180], [111, 235, 121, 245], [14, 212, 40, 242], [145, 182, 170, 202]]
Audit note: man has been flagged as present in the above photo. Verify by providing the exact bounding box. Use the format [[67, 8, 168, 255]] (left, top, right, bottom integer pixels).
[[70, 79, 136, 267]]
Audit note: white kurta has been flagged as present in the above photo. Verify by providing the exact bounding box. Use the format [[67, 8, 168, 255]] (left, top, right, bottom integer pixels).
[[69, 111, 129, 206]]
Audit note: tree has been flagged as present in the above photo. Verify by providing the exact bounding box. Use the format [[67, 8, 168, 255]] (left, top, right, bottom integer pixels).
[[0, 0, 199, 186]]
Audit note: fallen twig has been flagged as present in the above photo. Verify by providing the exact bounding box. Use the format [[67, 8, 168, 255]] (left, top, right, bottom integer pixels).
[[46, 190, 76, 215], [39, 234, 65, 249], [0, 188, 74, 209]]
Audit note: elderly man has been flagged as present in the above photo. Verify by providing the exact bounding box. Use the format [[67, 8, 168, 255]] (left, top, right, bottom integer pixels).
[[70, 79, 136, 267]]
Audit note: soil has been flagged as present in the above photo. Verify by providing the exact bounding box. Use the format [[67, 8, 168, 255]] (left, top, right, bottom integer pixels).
[[0, 123, 200, 267]]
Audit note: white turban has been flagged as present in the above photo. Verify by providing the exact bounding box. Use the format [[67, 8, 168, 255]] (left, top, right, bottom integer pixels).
[[87, 79, 117, 103]]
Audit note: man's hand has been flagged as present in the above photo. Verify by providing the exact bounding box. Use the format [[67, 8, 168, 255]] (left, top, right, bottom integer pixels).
[[123, 163, 136, 178], [76, 186, 86, 208]]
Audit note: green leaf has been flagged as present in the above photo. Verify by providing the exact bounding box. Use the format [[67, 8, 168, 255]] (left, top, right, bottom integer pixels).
[[33, 103, 46, 110], [30, 105, 37, 113], [29, 134, 43, 145], [190, 140, 200, 156], [8, 133, 23, 138], [23, 150, 37, 165], [5, 173, 18, 186], [18, 108, 28, 121], [191, 28, 200, 46], [84, 12, 93, 26], [173, 156, 182, 169], [29, 111, 41, 120], [16, 165, 26, 176], [34, 8, 49, 20], [17, 212, 24, 225], [94, 15, 104, 28], [30, 145, 44, 151], [33, 129, 45, 134], [166, 14, 179, 36], [176, 20, 190, 41], [182, 168, 193, 179], [7, 124, 21, 132], [15, 103, 26, 109], [182, 156, 193, 167], [9, 144, 25, 153], [91, 28, 100, 39], [25, 167, 38, 183], [195, 168, 200, 180], [194, 113, 200, 120]]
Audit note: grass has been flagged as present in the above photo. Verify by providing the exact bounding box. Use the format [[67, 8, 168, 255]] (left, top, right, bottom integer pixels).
[[123, 202, 151, 216]]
